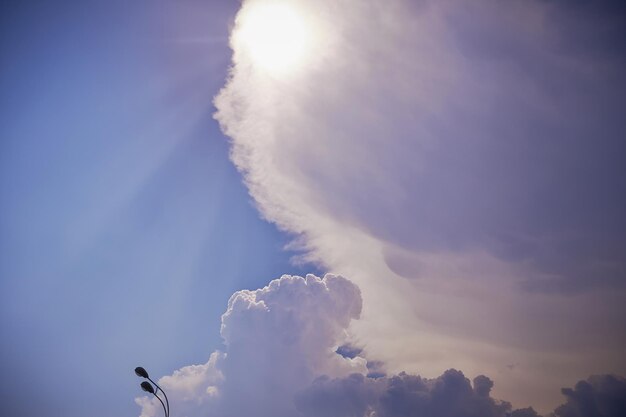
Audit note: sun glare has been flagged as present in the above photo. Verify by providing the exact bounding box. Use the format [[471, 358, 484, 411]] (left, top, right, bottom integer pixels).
[[235, 2, 313, 75]]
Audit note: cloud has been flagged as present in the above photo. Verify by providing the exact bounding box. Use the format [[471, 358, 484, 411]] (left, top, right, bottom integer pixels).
[[552, 375, 626, 417], [293, 369, 618, 417], [136, 352, 223, 417], [213, 0, 626, 410], [216, 0, 626, 293], [137, 274, 366, 417], [136, 273, 624, 417], [296, 370, 531, 417]]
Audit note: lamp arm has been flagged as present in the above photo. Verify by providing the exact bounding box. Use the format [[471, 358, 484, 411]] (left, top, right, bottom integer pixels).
[[151, 391, 167, 417], [149, 377, 170, 417]]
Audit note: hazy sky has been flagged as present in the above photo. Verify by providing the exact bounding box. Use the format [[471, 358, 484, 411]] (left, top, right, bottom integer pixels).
[[1, 2, 314, 416], [1, 1, 625, 417]]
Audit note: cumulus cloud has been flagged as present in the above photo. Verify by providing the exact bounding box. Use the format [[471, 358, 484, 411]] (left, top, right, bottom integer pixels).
[[296, 369, 526, 417], [551, 375, 626, 417], [137, 274, 366, 417], [136, 352, 223, 417], [213, 0, 626, 410], [136, 273, 624, 417], [296, 369, 626, 417]]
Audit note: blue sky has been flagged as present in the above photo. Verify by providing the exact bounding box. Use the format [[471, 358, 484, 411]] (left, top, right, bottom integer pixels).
[[0, 2, 314, 416], [2, 1, 625, 417]]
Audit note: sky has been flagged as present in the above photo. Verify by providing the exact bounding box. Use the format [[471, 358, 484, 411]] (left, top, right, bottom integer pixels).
[[1, 1, 625, 417]]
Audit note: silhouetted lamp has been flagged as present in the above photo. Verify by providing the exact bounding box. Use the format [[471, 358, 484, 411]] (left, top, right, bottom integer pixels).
[[141, 381, 156, 394], [135, 366, 170, 417], [135, 366, 149, 379]]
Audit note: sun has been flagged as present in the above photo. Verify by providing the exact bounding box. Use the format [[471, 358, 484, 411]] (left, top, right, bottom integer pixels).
[[233, 1, 313, 75]]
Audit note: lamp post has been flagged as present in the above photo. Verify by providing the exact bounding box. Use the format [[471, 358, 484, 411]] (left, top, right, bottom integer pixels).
[[135, 366, 170, 417]]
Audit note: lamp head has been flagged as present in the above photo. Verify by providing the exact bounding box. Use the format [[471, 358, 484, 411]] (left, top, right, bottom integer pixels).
[[135, 367, 149, 379], [140, 381, 156, 394]]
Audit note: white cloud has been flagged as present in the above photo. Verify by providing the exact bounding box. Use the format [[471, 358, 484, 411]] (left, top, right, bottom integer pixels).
[[137, 274, 365, 417], [214, 0, 626, 412]]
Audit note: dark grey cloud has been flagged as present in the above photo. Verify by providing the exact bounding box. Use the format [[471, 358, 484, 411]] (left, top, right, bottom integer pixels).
[[512, 408, 542, 417], [296, 369, 533, 417], [298, 370, 626, 417], [366, 360, 386, 379], [551, 375, 626, 417], [296, 373, 383, 417]]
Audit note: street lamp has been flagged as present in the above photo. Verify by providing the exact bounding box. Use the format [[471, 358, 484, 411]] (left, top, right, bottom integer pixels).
[[135, 366, 170, 417]]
